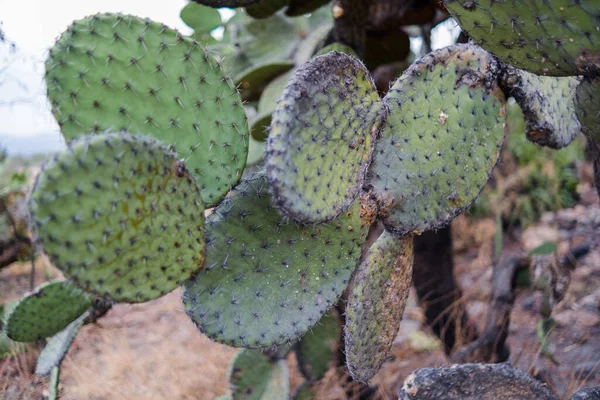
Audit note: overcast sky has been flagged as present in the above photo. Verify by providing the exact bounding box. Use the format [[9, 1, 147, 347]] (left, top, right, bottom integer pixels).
[[0, 0, 192, 141]]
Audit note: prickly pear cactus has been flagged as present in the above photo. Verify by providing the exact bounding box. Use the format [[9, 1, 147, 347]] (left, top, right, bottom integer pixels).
[[35, 311, 88, 376], [227, 349, 290, 400], [267, 51, 385, 224], [345, 232, 414, 382], [183, 174, 368, 347], [367, 44, 506, 236], [443, 0, 600, 76], [5, 281, 92, 342], [575, 77, 600, 141], [499, 65, 581, 149], [30, 133, 205, 302], [295, 310, 341, 381], [45, 13, 248, 207]]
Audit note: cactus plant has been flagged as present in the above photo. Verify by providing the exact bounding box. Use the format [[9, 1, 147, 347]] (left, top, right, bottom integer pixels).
[[5, 281, 92, 342], [16, 0, 600, 393], [345, 232, 413, 382]]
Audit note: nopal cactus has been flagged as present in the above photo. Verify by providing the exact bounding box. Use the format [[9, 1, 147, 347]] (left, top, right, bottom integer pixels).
[[7, 0, 600, 395]]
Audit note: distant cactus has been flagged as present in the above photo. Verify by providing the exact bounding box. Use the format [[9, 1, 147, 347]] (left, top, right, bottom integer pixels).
[[4, 0, 600, 397]]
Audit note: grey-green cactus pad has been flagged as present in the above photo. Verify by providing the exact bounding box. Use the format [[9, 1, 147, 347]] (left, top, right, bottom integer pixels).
[[45, 13, 248, 207], [443, 0, 600, 76], [35, 311, 88, 376], [368, 44, 506, 236], [267, 51, 384, 224], [575, 77, 600, 141], [228, 349, 289, 400], [5, 281, 92, 342], [345, 232, 413, 383], [500, 65, 581, 149], [182, 174, 367, 348], [295, 310, 341, 381], [30, 133, 205, 303]]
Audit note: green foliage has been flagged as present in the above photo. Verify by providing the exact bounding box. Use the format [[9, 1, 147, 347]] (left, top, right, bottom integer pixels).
[[472, 99, 583, 227], [30, 133, 206, 303], [5, 281, 92, 342]]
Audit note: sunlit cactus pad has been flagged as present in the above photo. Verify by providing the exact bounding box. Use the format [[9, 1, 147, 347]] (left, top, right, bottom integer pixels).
[[500, 65, 581, 148], [443, 0, 600, 76], [5, 281, 92, 342], [30, 132, 205, 303], [267, 51, 384, 224], [345, 232, 413, 383], [44, 13, 248, 206], [183, 174, 367, 348], [368, 44, 506, 236]]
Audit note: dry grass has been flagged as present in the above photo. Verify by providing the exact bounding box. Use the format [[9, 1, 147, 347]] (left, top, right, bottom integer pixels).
[[60, 290, 237, 400]]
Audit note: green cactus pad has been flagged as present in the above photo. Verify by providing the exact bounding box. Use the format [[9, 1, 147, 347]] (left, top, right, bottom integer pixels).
[[5, 281, 92, 342], [247, 136, 267, 166], [500, 65, 581, 149], [345, 232, 413, 383], [1, 301, 27, 359], [45, 13, 248, 207], [228, 349, 289, 400], [183, 174, 367, 348], [30, 133, 206, 303], [246, 0, 289, 19], [267, 51, 384, 224], [192, 0, 259, 6], [237, 62, 295, 98], [285, 0, 331, 16], [250, 111, 273, 141], [368, 44, 506, 236], [35, 311, 88, 376], [49, 366, 60, 400], [180, 2, 222, 34], [575, 77, 600, 141], [295, 310, 341, 381], [443, 0, 600, 76]]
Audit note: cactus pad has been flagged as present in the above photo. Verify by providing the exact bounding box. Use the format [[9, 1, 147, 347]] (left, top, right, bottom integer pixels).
[[45, 13, 248, 207], [5, 281, 92, 342], [180, 2, 222, 35], [30, 133, 205, 303], [443, 0, 600, 76], [267, 51, 384, 224], [228, 349, 289, 400], [368, 44, 506, 236], [183, 174, 367, 348], [345, 232, 413, 383], [500, 65, 581, 149], [295, 310, 341, 381], [575, 77, 600, 141], [246, 0, 290, 19], [316, 43, 358, 58], [35, 311, 88, 376]]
